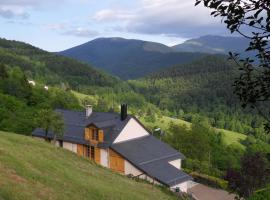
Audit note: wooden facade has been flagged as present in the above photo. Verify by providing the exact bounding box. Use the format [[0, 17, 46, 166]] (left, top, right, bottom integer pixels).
[[79, 126, 125, 173], [77, 144, 101, 165], [109, 149, 125, 173]]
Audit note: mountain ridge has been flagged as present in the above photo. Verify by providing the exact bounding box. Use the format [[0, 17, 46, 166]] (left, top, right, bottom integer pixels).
[[59, 35, 250, 80], [59, 37, 208, 80]]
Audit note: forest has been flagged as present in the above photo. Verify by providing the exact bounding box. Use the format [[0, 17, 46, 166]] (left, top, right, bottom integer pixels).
[[129, 56, 267, 140]]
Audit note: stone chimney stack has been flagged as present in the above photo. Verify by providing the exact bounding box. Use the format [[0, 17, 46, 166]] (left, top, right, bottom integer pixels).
[[120, 104, 128, 121], [86, 105, 93, 118]]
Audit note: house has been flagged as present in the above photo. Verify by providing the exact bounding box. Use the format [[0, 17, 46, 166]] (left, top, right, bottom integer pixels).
[[32, 105, 192, 192]]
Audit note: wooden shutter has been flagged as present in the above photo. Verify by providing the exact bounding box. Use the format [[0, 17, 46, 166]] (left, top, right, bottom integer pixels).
[[89, 128, 93, 141], [109, 149, 124, 173], [85, 128, 90, 140], [98, 130, 104, 142], [77, 144, 84, 156], [94, 147, 101, 164]]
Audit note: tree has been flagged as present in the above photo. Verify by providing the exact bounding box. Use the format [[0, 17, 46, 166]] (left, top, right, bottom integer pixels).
[[225, 153, 270, 199], [36, 109, 64, 144], [195, 0, 270, 132]]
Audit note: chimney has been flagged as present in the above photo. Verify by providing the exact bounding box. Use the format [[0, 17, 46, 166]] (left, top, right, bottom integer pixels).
[[120, 104, 128, 121], [85, 105, 93, 118]]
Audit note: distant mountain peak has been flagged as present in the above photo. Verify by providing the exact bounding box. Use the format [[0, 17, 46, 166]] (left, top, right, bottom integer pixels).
[[172, 35, 249, 54]]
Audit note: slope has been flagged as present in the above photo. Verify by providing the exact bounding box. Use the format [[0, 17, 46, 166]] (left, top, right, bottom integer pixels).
[[0, 131, 177, 200], [172, 35, 250, 55], [139, 116, 247, 150], [59, 37, 207, 80], [0, 38, 122, 89], [129, 55, 266, 136]]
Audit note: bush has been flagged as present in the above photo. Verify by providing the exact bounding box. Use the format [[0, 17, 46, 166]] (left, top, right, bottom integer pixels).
[[248, 188, 270, 200], [190, 171, 228, 190], [184, 159, 223, 178]]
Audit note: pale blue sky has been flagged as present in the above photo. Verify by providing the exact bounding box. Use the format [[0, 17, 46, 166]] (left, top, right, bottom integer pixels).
[[0, 0, 229, 52]]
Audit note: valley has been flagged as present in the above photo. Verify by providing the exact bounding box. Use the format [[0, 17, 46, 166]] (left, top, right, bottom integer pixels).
[[0, 36, 269, 200]]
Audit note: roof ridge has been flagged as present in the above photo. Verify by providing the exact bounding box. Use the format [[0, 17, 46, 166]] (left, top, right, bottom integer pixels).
[[166, 174, 191, 184], [112, 135, 150, 145], [139, 152, 181, 166]]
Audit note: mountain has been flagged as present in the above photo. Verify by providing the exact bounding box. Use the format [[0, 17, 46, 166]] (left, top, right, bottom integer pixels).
[[0, 38, 122, 89], [59, 37, 207, 80], [172, 35, 250, 55], [0, 131, 177, 200], [129, 55, 265, 136]]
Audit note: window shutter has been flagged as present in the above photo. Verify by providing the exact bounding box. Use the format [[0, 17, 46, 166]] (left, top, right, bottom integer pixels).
[[98, 130, 104, 142], [94, 147, 100, 164], [85, 128, 90, 140]]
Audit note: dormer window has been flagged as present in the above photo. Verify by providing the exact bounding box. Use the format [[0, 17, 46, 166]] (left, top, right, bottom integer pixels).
[[85, 125, 104, 143]]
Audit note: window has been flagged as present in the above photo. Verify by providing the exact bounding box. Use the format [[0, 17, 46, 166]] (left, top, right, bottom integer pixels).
[[90, 146, 95, 159], [92, 129, 99, 141], [86, 146, 90, 158]]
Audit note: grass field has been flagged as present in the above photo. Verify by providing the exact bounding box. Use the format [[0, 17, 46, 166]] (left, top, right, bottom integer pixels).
[[140, 116, 247, 150], [0, 131, 177, 200], [71, 90, 98, 106]]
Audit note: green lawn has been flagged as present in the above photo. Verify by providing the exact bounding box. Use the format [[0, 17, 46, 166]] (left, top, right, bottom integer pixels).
[[71, 90, 98, 106], [217, 129, 247, 149], [140, 116, 247, 150], [0, 131, 177, 200]]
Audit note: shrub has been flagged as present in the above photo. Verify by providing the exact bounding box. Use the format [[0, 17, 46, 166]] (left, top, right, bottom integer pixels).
[[190, 171, 228, 190]]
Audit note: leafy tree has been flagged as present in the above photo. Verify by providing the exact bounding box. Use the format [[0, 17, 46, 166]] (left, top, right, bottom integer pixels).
[[36, 109, 64, 143], [225, 153, 270, 199], [195, 0, 270, 132]]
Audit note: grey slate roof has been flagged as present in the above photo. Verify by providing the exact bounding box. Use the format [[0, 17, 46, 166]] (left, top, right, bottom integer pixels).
[[111, 135, 192, 186], [32, 109, 130, 147]]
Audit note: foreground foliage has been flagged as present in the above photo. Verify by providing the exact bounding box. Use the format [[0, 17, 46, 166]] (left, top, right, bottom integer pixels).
[[225, 153, 270, 199]]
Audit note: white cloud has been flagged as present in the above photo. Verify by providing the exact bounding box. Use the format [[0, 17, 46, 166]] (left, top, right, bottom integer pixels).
[[63, 27, 99, 38], [93, 0, 225, 37], [0, 0, 67, 19], [94, 9, 135, 22], [42, 23, 69, 31], [0, 7, 29, 19], [42, 22, 99, 38]]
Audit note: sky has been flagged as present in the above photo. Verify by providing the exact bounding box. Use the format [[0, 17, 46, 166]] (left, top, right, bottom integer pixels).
[[0, 0, 230, 52]]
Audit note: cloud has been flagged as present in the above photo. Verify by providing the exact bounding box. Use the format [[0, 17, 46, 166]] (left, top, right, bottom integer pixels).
[[63, 27, 99, 38], [0, 0, 67, 19], [93, 0, 226, 38], [42, 23, 99, 38], [0, 7, 29, 19], [94, 9, 135, 22], [42, 23, 69, 31]]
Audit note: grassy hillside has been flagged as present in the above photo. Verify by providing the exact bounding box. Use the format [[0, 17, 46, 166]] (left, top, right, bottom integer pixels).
[[0, 131, 177, 200], [140, 116, 247, 150], [172, 35, 249, 55]]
